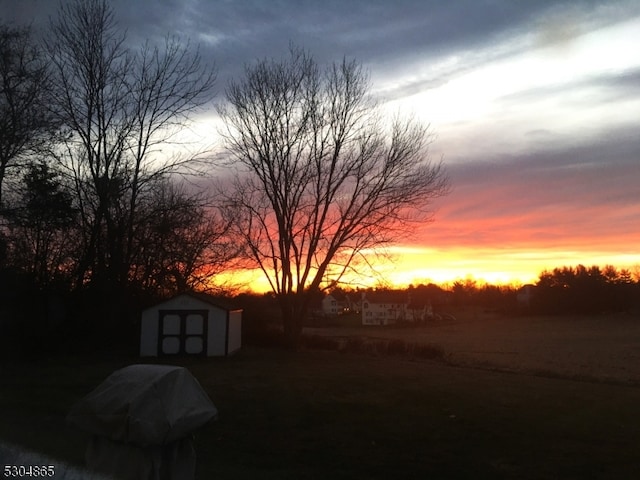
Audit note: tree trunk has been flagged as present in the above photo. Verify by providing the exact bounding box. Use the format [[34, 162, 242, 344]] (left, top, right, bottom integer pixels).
[[0, 162, 6, 209], [279, 293, 305, 350]]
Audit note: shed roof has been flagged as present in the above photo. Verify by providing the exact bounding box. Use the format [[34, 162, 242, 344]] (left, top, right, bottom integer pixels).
[[143, 292, 242, 313]]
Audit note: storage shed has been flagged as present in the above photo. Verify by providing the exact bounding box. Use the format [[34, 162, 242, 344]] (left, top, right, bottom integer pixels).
[[140, 292, 242, 357]]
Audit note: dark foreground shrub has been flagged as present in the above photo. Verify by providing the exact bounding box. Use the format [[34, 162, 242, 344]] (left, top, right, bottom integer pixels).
[[385, 338, 409, 356], [410, 342, 446, 360], [300, 332, 447, 362]]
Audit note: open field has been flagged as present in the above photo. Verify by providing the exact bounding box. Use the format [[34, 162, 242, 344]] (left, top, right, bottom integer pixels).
[[306, 311, 640, 384], [2, 322, 640, 479]]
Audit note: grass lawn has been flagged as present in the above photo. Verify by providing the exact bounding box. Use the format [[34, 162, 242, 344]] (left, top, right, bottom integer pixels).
[[306, 311, 640, 383], [1, 344, 640, 479]]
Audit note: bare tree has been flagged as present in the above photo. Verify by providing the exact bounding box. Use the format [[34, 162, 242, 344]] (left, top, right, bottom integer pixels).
[[47, 0, 216, 291], [0, 24, 56, 209], [131, 180, 240, 296], [218, 47, 449, 346]]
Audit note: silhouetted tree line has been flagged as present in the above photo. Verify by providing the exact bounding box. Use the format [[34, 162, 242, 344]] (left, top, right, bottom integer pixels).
[[448, 279, 518, 310], [238, 266, 640, 340], [440, 266, 639, 315], [531, 265, 639, 315]]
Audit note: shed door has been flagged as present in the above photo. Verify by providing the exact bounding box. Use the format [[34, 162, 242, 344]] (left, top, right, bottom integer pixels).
[[158, 310, 208, 355]]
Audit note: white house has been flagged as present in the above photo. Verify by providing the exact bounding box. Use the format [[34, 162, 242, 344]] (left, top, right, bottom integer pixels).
[[140, 292, 242, 357], [319, 291, 361, 317], [321, 294, 342, 316], [361, 291, 408, 325]]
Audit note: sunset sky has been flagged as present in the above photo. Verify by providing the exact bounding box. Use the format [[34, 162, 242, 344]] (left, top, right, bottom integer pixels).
[[4, 0, 640, 288]]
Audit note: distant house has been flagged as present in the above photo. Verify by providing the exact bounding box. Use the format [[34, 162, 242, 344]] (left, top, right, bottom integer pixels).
[[361, 290, 408, 325], [517, 284, 536, 307], [140, 292, 242, 357], [360, 285, 454, 325], [320, 291, 361, 317], [343, 292, 361, 314], [321, 293, 343, 317]]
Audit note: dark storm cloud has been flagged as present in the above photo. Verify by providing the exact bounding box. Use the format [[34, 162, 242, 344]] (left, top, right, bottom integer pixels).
[[2, 0, 613, 84], [5, 0, 638, 107]]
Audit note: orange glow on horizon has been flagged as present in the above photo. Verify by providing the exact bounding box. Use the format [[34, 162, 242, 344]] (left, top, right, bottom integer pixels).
[[212, 245, 640, 293]]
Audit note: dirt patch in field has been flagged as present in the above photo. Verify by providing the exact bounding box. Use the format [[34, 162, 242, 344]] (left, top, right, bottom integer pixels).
[[305, 313, 640, 384]]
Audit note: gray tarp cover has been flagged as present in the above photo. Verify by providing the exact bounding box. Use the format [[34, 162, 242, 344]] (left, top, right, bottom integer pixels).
[[67, 365, 217, 480], [67, 364, 218, 446]]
